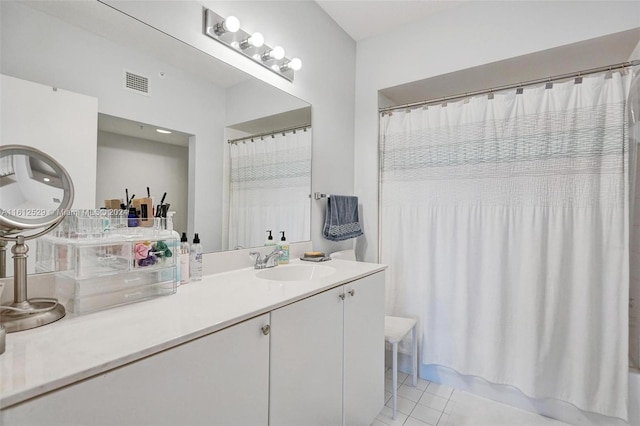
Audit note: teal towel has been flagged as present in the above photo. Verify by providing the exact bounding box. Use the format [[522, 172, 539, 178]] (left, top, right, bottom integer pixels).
[[322, 195, 363, 241]]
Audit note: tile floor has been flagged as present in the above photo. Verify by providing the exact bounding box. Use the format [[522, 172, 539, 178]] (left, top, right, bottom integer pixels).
[[373, 369, 571, 426]]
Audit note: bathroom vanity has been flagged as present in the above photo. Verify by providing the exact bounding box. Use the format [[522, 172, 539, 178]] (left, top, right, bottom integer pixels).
[[0, 259, 386, 426]]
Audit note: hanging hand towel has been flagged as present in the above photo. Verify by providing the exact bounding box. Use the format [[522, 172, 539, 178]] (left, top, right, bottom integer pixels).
[[322, 195, 364, 241]]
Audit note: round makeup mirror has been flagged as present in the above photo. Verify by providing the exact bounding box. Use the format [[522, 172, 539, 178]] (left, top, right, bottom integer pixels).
[[0, 145, 74, 332]]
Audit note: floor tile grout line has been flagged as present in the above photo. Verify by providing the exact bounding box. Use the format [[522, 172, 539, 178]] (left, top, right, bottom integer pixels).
[[382, 369, 458, 426]]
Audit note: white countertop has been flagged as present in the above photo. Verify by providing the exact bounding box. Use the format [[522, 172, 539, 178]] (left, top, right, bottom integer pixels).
[[0, 259, 385, 409]]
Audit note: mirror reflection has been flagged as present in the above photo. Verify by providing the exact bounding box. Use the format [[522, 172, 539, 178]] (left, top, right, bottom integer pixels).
[[0, 147, 74, 235], [2, 154, 66, 212], [0, 0, 312, 276], [223, 112, 311, 250]]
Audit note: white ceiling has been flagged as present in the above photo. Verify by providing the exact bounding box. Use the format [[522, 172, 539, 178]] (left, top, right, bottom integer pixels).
[[98, 114, 192, 147], [315, 0, 463, 41]]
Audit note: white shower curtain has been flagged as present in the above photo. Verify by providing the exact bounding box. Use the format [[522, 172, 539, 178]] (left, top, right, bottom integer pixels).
[[228, 129, 311, 249], [380, 69, 633, 419]]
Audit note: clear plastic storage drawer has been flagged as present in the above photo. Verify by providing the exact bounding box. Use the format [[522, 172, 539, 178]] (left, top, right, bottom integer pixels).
[[55, 266, 177, 315]]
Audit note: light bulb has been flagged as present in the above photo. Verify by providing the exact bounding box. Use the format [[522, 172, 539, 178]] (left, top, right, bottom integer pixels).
[[288, 58, 302, 71], [224, 16, 240, 33], [248, 32, 264, 47], [271, 46, 285, 60], [280, 58, 302, 72], [240, 32, 264, 50], [262, 46, 285, 62], [214, 15, 240, 35]]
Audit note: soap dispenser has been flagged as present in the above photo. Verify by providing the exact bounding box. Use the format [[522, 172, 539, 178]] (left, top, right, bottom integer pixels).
[[278, 231, 290, 264], [265, 230, 276, 247]]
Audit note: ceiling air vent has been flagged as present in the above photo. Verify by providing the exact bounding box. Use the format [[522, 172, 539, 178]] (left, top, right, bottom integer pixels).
[[123, 70, 150, 96]]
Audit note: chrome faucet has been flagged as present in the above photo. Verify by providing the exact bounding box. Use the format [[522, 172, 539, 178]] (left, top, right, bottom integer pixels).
[[250, 248, 284, 269]]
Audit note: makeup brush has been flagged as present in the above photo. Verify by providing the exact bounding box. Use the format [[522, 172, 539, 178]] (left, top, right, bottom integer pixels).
[[159, 192, 167, 217], [156, 192, 165, 218]]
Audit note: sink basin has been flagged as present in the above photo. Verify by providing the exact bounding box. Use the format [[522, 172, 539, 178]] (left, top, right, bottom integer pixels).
[[256, 264, 336, 282]]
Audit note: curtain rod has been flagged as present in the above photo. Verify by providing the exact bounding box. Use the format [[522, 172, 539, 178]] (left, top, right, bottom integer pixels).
[[379, 60, 640, 114], [227, 123, 311, 144]]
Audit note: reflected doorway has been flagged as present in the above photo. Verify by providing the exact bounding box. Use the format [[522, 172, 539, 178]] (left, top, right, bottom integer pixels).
[[96, 113, 190, 235]]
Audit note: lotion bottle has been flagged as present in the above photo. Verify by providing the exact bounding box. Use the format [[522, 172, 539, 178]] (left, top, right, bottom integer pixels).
[[190, 233, 203, 281], [278, 231, 290, 264], [180, 232, 190, 285]]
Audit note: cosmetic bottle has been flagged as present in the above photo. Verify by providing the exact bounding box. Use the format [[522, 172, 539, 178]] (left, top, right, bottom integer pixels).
[[265, 230, 276, 246], [278, 231, 290, 264], [190, 233, 203, 281], [170, 230, 181, 286], [127, 207, 139, 227], [180, 232, 190, 285], [134, 197, 154, 227]]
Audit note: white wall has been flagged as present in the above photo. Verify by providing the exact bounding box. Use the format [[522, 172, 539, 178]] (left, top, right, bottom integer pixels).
[[102, 0, 357, 257], [1, 75, 98, 210], [226, 79, 310, 127], [1, 1, 226, 252], [96, 131, 189, 235], [355, 0, 640, 262]]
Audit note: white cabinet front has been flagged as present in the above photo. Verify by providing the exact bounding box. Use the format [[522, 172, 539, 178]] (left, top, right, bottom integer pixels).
[[2, 314, 271, 426], [269, 285, 345, 426], [344, 273, 386, 425], [269, 271, 385, 426]]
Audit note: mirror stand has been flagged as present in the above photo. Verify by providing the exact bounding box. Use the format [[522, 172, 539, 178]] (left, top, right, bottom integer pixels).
[[0, 144, 74, 333], [0, 235, 65, 333], [0, 239, 6, 278]]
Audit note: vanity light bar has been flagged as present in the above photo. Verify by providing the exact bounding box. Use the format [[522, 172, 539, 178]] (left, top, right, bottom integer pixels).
[[204, 9, 301, 82]]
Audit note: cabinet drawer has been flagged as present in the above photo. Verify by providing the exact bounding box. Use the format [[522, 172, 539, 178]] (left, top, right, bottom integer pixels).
[[55, 266, 176, 315]]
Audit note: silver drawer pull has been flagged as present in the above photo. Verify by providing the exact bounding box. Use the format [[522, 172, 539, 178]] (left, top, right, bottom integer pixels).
[[339, 293, 346, 300], [348, 289, 355, 296], [261, 324, 270, 335]]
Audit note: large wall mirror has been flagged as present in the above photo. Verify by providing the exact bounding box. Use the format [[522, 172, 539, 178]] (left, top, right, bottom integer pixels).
[[0, 0, 312, 276]]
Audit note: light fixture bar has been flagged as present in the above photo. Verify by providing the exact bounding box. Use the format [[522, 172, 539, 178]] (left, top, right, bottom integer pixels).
[[204, 9, 300, 82]]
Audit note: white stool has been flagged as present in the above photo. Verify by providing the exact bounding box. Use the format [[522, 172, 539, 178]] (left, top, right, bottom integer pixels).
[[384, 315, 417, 420]]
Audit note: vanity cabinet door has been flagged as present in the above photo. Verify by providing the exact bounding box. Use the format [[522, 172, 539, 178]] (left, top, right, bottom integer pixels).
[[2, 314, 271, 426], [269, 286, 345, 426], [344, 272, 386, 425]]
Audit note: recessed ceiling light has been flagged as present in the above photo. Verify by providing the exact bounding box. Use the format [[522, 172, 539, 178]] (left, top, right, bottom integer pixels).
[[156, 129, 172, 134], [43, 177, 51, 182]]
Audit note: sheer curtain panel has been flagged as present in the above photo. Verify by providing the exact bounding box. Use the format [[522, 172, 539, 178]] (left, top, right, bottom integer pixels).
[[228, 129, 311, 249], [380, 69, 634, 419]]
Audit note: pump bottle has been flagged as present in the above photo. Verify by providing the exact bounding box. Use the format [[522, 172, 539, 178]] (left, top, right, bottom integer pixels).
[[180, 232, 190, 284], [265, 230, 276, 246], [190, 233, 203, 281], [278, 231, 290, 264]]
